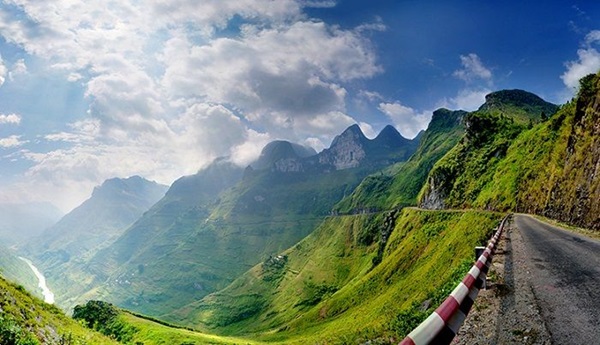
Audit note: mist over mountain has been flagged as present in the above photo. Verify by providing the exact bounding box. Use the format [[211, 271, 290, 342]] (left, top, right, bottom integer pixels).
[[0, 202, 63, 246], [20, 176, 168, 309]]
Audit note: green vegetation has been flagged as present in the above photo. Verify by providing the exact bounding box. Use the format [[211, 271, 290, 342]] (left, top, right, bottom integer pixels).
[[335, 108, 466, 213], [0, 248, 41, 300], [0, 275, 118, 345], [70, 127, 419, 318], [419, 72, 600, 230], [167, 209, 501, 344], [15, 79, 598, 344]]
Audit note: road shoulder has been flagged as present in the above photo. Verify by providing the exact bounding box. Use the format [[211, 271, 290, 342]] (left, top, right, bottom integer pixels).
[[452, 216, 551, 345]]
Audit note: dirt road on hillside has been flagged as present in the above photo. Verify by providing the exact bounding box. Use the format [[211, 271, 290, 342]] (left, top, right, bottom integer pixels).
[[454, 214, 600, 344]]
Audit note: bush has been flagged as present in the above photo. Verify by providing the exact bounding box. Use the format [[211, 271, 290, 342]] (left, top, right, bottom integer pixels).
[[73, 300, 137, 342]]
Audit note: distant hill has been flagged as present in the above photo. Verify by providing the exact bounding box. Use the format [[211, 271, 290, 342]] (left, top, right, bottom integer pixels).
[[24, 176, 168, 309], [68, 124, 420, 317]]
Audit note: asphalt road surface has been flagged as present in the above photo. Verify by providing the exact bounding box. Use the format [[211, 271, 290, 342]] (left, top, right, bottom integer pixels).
[[514, 214, 600, 344]]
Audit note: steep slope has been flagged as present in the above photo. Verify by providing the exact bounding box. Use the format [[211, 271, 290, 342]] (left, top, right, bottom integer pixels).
[[76, 125, 419, 317], [166, 209, 501, 344], [0, 274, 118, 344], [420, 75, 599, 230], [29, 176, 168, 261], [25, 176, 168, 310], [0, 246, 41, 299]]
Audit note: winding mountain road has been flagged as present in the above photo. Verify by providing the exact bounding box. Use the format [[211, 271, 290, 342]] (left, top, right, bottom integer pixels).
[[514, 214, 600, 344]]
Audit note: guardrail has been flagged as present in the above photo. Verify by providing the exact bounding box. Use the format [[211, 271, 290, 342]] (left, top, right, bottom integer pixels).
[[399, 215, 509, 345]]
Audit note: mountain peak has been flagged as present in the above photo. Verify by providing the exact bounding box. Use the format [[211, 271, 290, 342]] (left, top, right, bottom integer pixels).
[[330, 124, 367, 149], [93, 176, 165, 199], [478, 89, 558, 120], [373, 125, 409, 148], [252, 140, 316, 170]]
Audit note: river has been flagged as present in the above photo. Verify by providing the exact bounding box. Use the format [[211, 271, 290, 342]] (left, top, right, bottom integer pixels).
[[18, 257, 55, 304]]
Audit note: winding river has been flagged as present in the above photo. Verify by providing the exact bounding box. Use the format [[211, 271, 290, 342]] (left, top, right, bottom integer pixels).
[[18, 257, 55, 304]]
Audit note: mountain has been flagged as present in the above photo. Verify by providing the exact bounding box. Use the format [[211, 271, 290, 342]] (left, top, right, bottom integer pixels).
[[29, 176, 168, 260], [163, 85, 588, 343], [335, 108, 466, 213], [420, 72, 599, 230], [65, 125, 419, 317], [25, 176, 168, 309], [19, 79, 599, 344], [251, 140, 317, 171], [477, 89, 559, 123], [0, 274, 118, 344], [0, 202, 62, 246]]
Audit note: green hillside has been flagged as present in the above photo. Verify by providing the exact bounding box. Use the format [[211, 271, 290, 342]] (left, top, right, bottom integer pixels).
[[0, 247, 41, 300], [334, 108, 466, 213], [72, 125, 419, 318], [420, 72, 599, 230], [0, 275, 118, 345], [166, 209, 501, 344]]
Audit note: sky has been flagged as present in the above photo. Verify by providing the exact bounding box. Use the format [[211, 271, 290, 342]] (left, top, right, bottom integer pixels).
[[0, 0, 599, 212]]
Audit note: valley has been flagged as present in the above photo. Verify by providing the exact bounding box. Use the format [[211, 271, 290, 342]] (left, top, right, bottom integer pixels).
[[1, 71, 599, 344]]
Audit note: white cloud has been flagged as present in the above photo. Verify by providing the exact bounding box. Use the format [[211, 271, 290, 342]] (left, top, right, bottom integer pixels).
[[378, 102, 431, 139], [8, 58, 27, 81], [0, 54, 6, 87], [0, 113, 21, 125], [229, 129, 272, 167], [0, 0, 383, 209], [443, 88, 491, 111], [453, 53, 492, 82], [561, 30, 600, 89], [0, 135, 27, 148]]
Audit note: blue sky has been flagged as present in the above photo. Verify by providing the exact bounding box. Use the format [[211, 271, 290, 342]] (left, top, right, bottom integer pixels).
[[0, 0, 598, 211]]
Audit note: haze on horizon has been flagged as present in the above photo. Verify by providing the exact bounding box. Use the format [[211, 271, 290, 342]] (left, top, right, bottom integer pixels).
[[0, 0, 599, 212]]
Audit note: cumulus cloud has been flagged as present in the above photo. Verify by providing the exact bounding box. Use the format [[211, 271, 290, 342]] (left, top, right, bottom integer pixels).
[[0, 135, 27, 148], [0, 0, 383, 209], [0, 113, 21, 125], [561, 30, 600, 89], [378, 102, 431, 139], [443, 88, 491, 111], [453, 53, 492, 83]]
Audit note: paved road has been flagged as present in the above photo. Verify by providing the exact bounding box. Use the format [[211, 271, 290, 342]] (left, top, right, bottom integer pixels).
[[514, 214, 600, 344]]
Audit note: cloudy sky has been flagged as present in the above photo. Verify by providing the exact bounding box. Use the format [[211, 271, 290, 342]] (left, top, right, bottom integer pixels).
[[0, 0, 599, 212]]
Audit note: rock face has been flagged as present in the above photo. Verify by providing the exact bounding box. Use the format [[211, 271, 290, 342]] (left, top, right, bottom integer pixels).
[[419, 173, 447, 210], [318, 125, 368, 170], [532, 74, 600, 230]]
